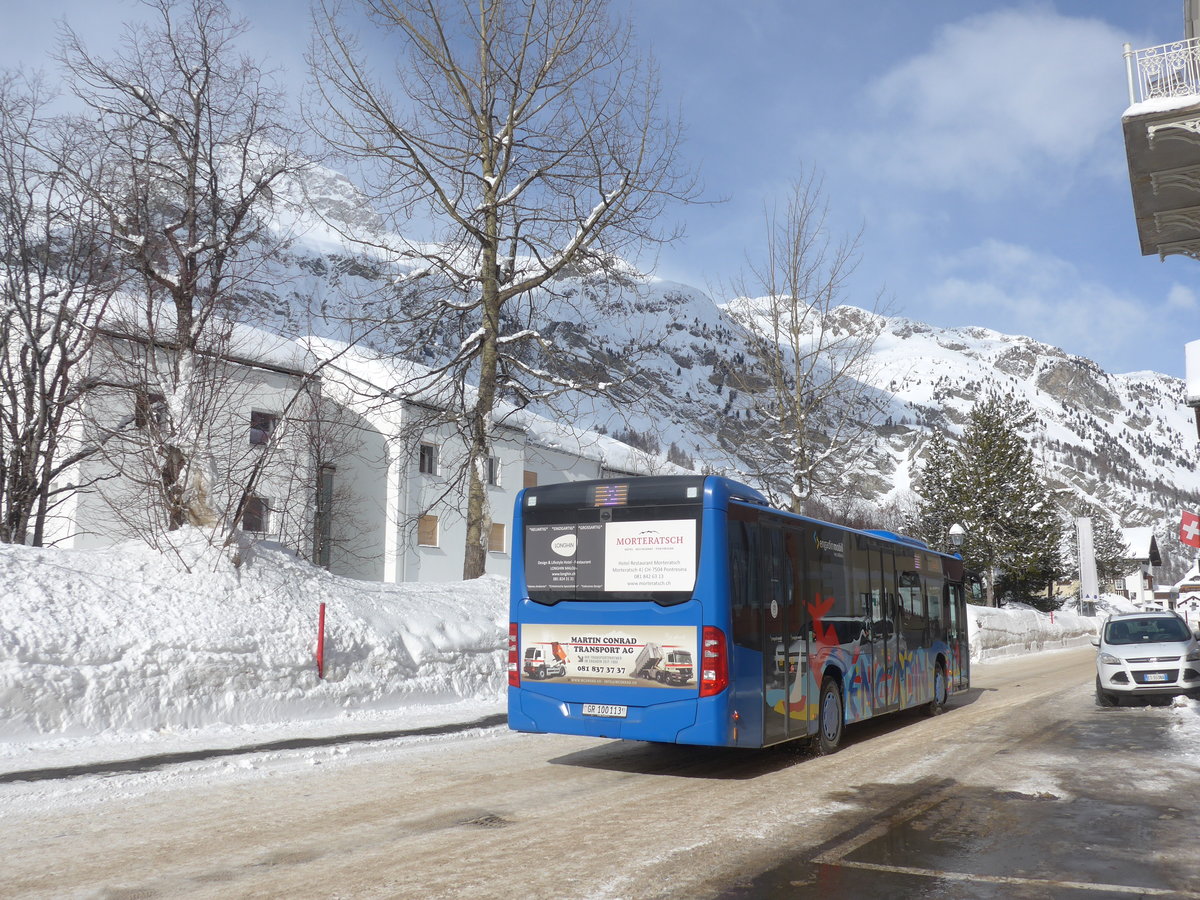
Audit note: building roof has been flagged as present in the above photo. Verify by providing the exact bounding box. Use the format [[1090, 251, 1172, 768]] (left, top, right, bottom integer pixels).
[[1122, 527, 1162, 566], [1174, 558, 1200, 591]]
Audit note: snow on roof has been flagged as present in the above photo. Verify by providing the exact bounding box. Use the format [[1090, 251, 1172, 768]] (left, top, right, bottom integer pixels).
[[1174, 557, 1200, 590], [516, 412, 690, 476], [300, 336, 687, 476], [100, 293, 314, 374], [1122, 526, 1158, 562]]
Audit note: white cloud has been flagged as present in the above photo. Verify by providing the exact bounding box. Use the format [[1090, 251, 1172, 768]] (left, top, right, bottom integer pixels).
[[927, 239, 1176, 372], [849, 7, 1127, 197], [1168, 283, 1198, 310]]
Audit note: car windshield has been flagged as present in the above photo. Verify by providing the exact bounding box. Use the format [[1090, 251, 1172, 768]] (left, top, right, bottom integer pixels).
[[1104, 617, 1191, 645]]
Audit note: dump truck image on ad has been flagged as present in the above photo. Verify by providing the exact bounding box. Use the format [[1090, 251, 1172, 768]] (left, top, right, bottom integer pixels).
[[523, 641, 568, 679], [629, 644, 694, 685], [630, 643, 664, 679]]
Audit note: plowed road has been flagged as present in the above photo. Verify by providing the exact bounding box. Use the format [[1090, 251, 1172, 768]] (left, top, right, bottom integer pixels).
[[4, 647, 1200, 899]]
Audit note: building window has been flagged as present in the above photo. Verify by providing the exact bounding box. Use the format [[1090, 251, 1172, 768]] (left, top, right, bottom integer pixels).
[[487, 456, 502, 486], [250, 410, 279, 446], [242, 496, 270, 533], [419, 443, 438, 475], [418, 514, 439, 547], [489, 522, 507, 553], [134, 391, 167, 429], [524, 470, 538, 488]]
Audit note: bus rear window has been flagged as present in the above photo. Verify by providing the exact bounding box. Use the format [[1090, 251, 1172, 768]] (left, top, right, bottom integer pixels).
[[522, 505, 701, 605]]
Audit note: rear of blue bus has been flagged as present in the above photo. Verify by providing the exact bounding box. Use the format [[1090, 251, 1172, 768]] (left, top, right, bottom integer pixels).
[[507, 476, 743, 746]]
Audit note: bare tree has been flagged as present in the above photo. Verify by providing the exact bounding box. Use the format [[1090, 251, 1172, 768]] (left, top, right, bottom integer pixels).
[[0, 71, 121, 545], [57, 0, 308, 536], [309, 0, 696, 578], [723, 172, 886, 513]]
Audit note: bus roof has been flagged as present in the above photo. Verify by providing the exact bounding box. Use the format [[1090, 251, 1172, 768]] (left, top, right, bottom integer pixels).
[[519, 475, 958, 561], [520, 474, 768, 511]]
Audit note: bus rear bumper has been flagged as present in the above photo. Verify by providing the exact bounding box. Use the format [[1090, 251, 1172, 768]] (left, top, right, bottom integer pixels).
[[508, 688, 735, 746]]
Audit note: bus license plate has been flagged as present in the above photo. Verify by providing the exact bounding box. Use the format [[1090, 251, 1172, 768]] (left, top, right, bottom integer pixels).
[[583, 704, 627, 718]]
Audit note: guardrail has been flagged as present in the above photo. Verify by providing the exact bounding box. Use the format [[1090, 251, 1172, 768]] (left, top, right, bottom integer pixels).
[[1125, 38, 1200, 105]]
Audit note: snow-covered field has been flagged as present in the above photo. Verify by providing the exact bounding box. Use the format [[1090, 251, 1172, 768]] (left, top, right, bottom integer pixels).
[[0, 532, 508, 771], [1, 533, 1197, 774]]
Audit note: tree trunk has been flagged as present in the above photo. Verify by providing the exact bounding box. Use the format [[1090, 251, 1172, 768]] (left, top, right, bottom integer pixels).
[[462, 241, 501, 580]]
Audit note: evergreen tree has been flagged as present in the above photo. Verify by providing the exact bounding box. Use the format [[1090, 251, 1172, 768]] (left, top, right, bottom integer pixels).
[[1092, 517, 1130, 587], [949, 394, 1064, 606], [907, 430, 959, 551]]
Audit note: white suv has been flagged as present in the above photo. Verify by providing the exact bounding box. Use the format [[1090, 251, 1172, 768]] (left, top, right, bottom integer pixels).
[[1094, 611, 1200, 706]]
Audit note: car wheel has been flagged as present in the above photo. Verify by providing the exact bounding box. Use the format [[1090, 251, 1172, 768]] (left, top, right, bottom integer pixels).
[[812, 676, 844, 756], [927, 663, 948, 716], [1095, 677, 1117, 707]]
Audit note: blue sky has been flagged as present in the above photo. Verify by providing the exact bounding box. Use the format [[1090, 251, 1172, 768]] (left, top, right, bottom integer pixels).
[[4, 1, 1197, 377]]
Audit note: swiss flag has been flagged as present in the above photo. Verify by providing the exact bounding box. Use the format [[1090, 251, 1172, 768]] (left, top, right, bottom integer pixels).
[[1181, 510, 1200, 549]]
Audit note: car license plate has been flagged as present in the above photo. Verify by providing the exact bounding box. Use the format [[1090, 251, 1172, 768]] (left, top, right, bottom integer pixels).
[[1143, 673, 1169, 682], [582, 704, 627, 718]]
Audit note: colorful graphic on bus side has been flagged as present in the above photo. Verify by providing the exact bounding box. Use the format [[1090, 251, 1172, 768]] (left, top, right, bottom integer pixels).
[[521, 624, 698, 688]]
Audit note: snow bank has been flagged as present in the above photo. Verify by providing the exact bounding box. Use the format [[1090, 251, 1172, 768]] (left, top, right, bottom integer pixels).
[[967, 603, 1098, 660], [2, 532, 1125, 748], [0, 533, 507, 743]]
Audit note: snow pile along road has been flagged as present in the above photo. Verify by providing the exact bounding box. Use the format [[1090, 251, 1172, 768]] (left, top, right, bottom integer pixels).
[[967, 604, 1100, 661], [0, 530, 1131, 752], [0, 532, 508, 743]]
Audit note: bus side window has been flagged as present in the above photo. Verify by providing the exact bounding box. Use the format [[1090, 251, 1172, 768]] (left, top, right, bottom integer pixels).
[[898, 571, 924, 642], [928, 585, 943, 640], [729, 517, 761, 649], [728, 521, 749, 610]]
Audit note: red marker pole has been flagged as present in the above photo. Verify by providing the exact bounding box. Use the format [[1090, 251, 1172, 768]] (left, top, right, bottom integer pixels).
[[316, 602, 326, 679]]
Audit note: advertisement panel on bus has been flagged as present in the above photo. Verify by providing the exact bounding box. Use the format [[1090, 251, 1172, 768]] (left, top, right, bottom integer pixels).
[[523, 518, 698, 594], [520, 625, 697, 687]]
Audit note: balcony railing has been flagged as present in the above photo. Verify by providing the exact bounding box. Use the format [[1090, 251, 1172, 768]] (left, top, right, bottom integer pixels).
[[1125, 38, 1200, 105]]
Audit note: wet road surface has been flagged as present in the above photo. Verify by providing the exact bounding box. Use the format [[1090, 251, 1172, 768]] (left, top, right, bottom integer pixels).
[[720, 684, 1200, 898]]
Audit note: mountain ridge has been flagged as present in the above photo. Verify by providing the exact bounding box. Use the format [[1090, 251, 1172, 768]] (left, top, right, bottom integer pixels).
[[252, 162, 1200, 582]]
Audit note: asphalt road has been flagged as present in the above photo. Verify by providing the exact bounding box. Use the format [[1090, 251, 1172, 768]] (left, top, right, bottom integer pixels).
[[3, 647, 1198, 899]]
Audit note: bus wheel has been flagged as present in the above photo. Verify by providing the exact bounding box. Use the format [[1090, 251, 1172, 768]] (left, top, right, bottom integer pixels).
[[927, 663, 948, 716], [812, 677, 843, 755]]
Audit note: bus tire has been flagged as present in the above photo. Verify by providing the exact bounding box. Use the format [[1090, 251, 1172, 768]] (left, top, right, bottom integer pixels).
[[812, 676, 843, 756], [927, 661, 948, 716]]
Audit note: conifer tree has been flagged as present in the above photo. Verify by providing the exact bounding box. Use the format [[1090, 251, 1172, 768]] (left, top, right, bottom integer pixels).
[[908, 430, 959, 551], [952, 393, 1064, 605], [1084, 513, 1130, 588]]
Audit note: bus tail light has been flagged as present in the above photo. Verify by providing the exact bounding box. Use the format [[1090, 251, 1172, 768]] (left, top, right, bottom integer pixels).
[[699, 626, 728, 696], [508, 623, 520, 687]]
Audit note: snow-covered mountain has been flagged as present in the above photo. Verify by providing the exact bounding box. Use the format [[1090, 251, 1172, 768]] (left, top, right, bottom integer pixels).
[[249, 162, 1200, 581]]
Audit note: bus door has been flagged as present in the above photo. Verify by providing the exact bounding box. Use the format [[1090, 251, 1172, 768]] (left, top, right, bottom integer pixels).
[[869, 547, 902, 713], [760, 524, 796, 746], [729, 513, 805, 747], [947, 582, 969, 691]]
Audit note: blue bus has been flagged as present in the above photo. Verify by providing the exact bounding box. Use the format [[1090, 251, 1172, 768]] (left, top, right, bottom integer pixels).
[[507, 475, 972, 752]]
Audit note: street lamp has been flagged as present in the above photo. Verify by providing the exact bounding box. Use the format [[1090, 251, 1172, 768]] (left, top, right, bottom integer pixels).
[[949, 523, 965, 554]]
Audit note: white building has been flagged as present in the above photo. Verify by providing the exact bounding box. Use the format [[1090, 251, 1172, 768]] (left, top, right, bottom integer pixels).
[[1119, 526, 1163, 608], [1169, 559, 1200, 625], [45, 325, 684, 585]]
